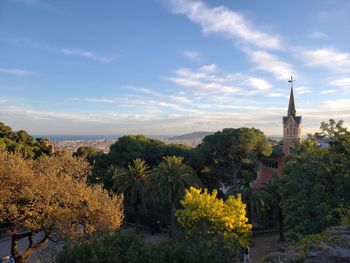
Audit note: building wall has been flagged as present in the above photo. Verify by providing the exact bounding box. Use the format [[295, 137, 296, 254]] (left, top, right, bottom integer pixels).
[[254, 155, 285, 187], [282, 116, 301, 155]]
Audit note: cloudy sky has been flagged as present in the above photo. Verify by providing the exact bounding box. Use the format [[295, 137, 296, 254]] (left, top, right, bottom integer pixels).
[[1, 0, 350, 135]]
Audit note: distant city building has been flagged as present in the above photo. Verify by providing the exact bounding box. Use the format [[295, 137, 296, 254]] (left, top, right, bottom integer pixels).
[[253, 82, 302, 188], [44, 138, 61, 155]]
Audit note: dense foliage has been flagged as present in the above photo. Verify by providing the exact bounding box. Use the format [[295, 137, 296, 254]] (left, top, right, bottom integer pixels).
[[176, 187, 252, 246], [0, 150, 124, 263], [279, 120, 350, 241], [197, 127, 272, 190], [0, 122, 50, 159], [57, 229, 237, 263]]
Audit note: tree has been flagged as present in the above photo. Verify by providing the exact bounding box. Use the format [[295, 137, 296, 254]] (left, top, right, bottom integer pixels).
[[152, 156, 200, 236], [260, 178, 285, 241], [278, 120, 350, 240], [0, 151, 124, 263], [0, 122, 13, 138], [111, 158, 150, 230], [73, 146, 100, 165], [176, 187, 252, 246], [0, 123, 50, 159], [108, 135, 166, 167], [197, 128, 272, 189]]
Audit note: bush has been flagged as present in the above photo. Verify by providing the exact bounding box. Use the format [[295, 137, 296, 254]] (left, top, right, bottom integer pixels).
[[57, 229, 237, 263]]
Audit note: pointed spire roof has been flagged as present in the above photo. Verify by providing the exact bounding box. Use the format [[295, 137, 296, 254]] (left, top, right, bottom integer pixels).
[[287, 87, 296, 117]]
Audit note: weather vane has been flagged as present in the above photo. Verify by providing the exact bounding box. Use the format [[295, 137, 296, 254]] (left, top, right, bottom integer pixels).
[[288, 74, 295, 88]]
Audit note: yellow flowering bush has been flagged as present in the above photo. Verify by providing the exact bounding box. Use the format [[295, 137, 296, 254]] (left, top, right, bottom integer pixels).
[[176, 187, 252, 245]]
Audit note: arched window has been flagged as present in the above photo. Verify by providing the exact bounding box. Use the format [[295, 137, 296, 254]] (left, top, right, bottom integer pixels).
[[287, 128, 289, 135]]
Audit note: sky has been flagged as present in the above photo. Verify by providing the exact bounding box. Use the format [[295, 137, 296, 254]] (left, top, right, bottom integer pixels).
[[1, 0, 350, 136]]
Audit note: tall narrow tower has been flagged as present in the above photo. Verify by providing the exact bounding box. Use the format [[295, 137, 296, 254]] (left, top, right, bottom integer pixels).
[[282, 79, 302, 155]]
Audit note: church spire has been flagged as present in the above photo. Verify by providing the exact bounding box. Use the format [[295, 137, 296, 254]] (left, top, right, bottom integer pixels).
[[287, 75, 296, 117], [287, 87, 296, 117]]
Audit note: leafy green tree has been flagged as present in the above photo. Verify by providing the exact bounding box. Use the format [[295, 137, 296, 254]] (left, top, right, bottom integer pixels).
[[0, 123, 50, 159], [197, 128, 272, 189], [152, 156, 199, 236], [279, 120, 350, 241], [73, 146, 100, 165], [108, 135, 166, 167], [112, 158, 150, 230], [0, 122, 13, 138], [261, 178, 285, 241]]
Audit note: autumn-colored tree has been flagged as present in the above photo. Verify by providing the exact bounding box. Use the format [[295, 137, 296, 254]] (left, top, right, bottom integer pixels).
[[176, 187, 252, 246], [0, 151, 124, 263]]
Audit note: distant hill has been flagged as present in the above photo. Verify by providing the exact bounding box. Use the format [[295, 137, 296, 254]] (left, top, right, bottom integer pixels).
[[169, 132, 214, 140]]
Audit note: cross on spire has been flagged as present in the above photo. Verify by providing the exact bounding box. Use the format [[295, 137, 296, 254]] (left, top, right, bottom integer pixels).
[[288, 74, 295, 88]]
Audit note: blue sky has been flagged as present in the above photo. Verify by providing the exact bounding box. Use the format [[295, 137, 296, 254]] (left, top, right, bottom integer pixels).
[[1, 0, 350, 135]]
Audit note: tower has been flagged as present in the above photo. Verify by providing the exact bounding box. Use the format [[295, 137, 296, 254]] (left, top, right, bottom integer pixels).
[[282, 78, 302, 155]]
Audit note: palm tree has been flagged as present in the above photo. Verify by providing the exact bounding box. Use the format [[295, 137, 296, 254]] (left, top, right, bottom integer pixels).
[[228, 183, 271, 226], [153, 156, 200, 237], [110, 159, 150, 230], [261, 179, 285, 242]]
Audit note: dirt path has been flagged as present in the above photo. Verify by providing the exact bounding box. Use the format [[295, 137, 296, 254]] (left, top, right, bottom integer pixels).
[[250, 234, 281, 263]]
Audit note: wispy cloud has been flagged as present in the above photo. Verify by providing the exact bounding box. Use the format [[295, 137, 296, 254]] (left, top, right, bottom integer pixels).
[[166, 0, 281, 49], [321, 89, 337, 94], [0, 67, 35, 76], [308, 31, 328, 39], [167, 64, 241, 94], [123, 86, 162, 97], [300, 48, 350, 73], [246, 77, 271, 90], [62, 49, 115, 63], [182, 51, 202, 62], [245, 49, 294, 80], [295, 86, 313, 94], [329, 77, 350, 89], [69, 98, 117, 104]]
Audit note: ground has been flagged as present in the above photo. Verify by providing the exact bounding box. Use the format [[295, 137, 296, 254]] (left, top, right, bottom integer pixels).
[[250, 234, 281, 263]]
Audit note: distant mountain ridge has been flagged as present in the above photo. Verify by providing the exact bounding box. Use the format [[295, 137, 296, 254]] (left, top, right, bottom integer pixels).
[[168, 132, 214, 140]]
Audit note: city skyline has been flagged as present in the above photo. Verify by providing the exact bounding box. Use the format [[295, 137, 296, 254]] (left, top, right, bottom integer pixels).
[[1, 0, 350, 135]]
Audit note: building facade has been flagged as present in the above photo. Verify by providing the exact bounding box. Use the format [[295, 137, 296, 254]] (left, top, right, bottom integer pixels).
[[253, 87, 301, 187]]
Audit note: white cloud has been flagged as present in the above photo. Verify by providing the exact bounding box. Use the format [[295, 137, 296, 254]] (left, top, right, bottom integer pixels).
[[295, 86, 313, 94], [123, 86, 162, 97], [62, 49, 115, 63], [321, 89, 337, 94], [183, 51, 202, 62], [329, 77, 350, 89], [308, 31, 328, 39], [168, 76, 240, 94], [246, 77, 271, 90], [167, 0, 281, 49], [69, 98, 117, 104], [300, 48, 350, 73], [168, 95, 192, 104], [0, 67, 35, 76], [245, 50, 294, 80], [267, 92, 284, 97], [199, 64, 217, 73]]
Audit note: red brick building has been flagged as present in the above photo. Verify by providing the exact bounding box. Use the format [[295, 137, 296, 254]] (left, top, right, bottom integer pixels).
[[253, 87, 301, 187]]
